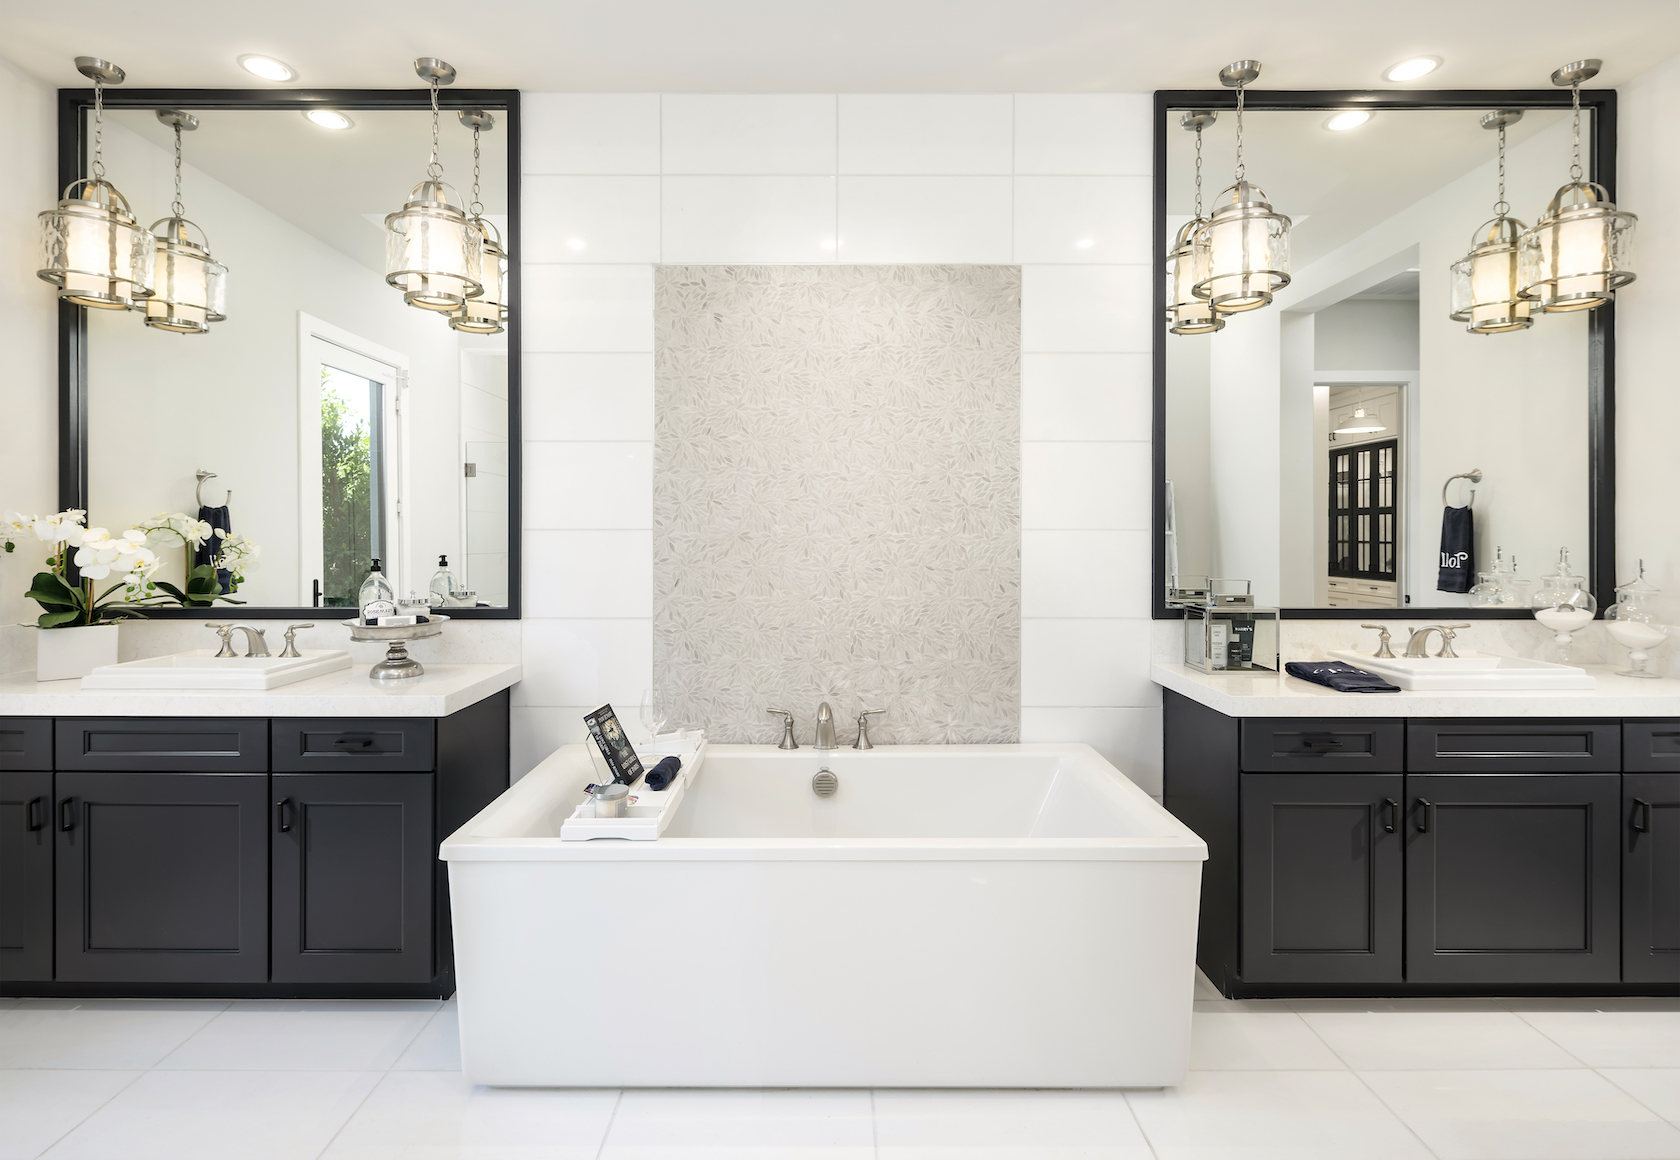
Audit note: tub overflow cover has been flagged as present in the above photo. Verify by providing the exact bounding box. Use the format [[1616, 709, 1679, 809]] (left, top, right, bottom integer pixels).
[[812, 769, 838, 798]]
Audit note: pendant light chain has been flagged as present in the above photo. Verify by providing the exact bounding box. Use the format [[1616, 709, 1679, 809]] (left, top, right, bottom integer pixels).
[[1569, 80, 1584, 182], [1234, 80, 1246, 184], [1193, 123, 1204, 218], [470, 124, 484, 216], [171, 123, 185, 216], [90, 75, 105, 180], [1494, 121, 1508, 216], [427, 78, 444, 180]]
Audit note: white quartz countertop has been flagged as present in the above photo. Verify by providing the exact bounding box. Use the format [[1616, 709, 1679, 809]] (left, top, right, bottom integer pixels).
[[1153, 662, 1680, 718], [0, 662, 521, 718]]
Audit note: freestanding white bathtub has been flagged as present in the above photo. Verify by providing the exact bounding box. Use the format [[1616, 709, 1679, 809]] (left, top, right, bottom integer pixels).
[[441, 743, 1206, 1088]]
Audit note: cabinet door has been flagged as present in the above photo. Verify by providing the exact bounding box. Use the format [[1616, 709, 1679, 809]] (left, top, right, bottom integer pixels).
[[0, 771, 53, 983], [271, 773, 434, 984], [1407, 774, 1620, 985], [1240, 773, 1404, 984], [1624, 774, 1680, 984]]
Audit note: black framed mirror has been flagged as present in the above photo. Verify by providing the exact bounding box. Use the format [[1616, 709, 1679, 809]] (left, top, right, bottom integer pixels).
[[1151, 86, 1615, 619], [56, 85, 521, 619]]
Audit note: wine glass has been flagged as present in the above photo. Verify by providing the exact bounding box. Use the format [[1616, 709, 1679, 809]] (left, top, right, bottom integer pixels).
[[639, 689, 667, 748]]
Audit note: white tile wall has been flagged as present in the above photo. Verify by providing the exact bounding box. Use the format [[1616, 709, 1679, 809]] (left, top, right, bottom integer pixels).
[[516, 92, 1159, 788]]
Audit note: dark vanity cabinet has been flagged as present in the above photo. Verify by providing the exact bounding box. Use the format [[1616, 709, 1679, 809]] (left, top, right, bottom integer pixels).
[[1166, 690, 1680, 996], [0, 690, 508, 998]]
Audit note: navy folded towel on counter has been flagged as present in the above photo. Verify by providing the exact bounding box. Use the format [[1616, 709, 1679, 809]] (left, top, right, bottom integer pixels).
[[1285, 661, 1401, 694], [645, 755, 682, 791]]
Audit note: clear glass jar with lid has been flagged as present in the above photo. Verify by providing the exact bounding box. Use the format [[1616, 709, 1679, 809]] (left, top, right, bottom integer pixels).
[[1530, 547, 1596, 662], [1605, 560, 1668, 678]]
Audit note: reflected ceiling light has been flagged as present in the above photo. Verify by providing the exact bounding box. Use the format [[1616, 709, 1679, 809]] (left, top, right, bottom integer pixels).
[[1324, 109, 1372, 131], [450, 109, 509, 335], [1333, 407, 1387, 435], [238, 54, 296, 81], [36, 57, 156, 310], [1383, 57, 1440, 82], [1518, 59, 1637, 312], [143, 109, 228, 334], [1165, 109, 1223, 335], [385, 58, 483, 313], [1450, 109, 1533, 335], [567, 238, 587, 250], [304, 109, 353, 130], [1193, 61, 1292, 314], [1076, 237, 1095, 249]]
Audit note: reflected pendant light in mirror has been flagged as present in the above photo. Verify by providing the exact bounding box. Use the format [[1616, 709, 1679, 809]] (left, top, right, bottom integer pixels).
[[1333, 407, 1387, 436], [385, 57, 483, 312], [1193, 61, 1292, 314], [1166, 111, 1223, 335], [450, 110, 507, 335], [1449, 110, 1533, 334], [1518, 60, 1636, 312], [143, 110, 227, 333], [36, 58, 156, 310]]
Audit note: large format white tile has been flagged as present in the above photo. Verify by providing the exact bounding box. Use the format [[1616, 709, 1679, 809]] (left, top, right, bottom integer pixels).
[[837, 176, 1013, 264], [1299, 1010, 1583, 1071], [874, 1088, 1154, 1158], [43, 1069, 380, 1160], [661, 95, 837, 174], [1021, 442, 1150, 530], [514, 619, 653, 709], [1188, 1011, 1348, 1071], [1022, 529, 1149, 617], [523, 94, 661, 175], [1021, 618, 1158, 708], [523, 352, 655, 442], [157, 1003, 437, 1072], [0, 1001, 226, 1069], [522, 176, 661, 263], [391, 1001, 461, 1072], [1022, 265, 1152, 353], [509, 705, 595, 780], [1603, 1070, 1680, 1124], [523, 442, 653, 530], [1022, 352, 1151, 441], [600, 1089, 874, 1159], [1014, 94, 1152, 176], [1124, 1070, 1434, 1160], [1022, 706, 1164, 794], [525, 531, 654, 617], [1362, 1069, 1680, 1160], [837, 94, 1014, 174], [1014, 176, 1152, 264], [522, 265, 653, 353], [0, 1069, 141, 1160], [1514, 1012, 1680, 1068], [662, 176, 836, 263], [322, 1071, 618, 1159]]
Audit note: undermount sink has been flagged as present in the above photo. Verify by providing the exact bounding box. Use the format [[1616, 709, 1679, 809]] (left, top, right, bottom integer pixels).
[[1326, 649, 1595, 691], [80, 650, 353, 691]]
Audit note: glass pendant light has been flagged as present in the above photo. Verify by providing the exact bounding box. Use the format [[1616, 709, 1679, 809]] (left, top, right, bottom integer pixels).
[[450, 110, 508, 335], [36, 58, 156, 310], [1518, 60, 1636, 313], [1166, 111, 1223, 335], [1193, 61, 1292, 314], [143, 110, 227, 334], [1449, 110, 1533, 334], [385, 57, 483, 312]]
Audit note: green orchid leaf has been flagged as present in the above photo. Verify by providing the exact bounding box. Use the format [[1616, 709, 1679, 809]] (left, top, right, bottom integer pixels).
[[37, 609, 82, 627]]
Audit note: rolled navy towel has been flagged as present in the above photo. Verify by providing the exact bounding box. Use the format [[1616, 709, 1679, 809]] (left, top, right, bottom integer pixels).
[[1285, 661, 1401, 694], [645, 755, 682, 791]]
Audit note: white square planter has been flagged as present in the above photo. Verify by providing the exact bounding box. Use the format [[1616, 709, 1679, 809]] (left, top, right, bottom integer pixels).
[[36, 624, 120, 682]]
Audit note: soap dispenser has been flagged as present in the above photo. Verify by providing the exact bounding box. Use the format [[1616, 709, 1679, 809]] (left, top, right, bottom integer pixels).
[[429, 555, 458, 608], [358, 558, 397, 622]]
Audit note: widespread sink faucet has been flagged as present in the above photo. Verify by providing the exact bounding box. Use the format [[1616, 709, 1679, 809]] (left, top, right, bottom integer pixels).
[[814, 702, 838, 750], [228, 624, 271, 658], [1404, 623, 1470, 659]]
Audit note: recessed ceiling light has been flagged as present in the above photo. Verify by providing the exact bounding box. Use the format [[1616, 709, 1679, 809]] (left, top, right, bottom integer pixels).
[[1324, 110, 1372, 132], [303, 109, 353, 130], [238, 54, 296, 82], [566, 238, 586, 251], [1384, 57, 1440, 83], [1076, 238, 1095, 250]]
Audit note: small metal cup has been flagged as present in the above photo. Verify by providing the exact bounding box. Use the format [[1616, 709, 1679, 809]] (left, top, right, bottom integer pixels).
[[592, 782, 629, 819]]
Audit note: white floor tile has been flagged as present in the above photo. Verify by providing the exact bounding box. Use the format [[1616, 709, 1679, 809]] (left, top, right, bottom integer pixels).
[[1361, 1068, 1680, 1160], [1297, 1010, 1582, 1070], [1189, 1012, 1346, 1071], [1602, 1070, 1680, 1124], [392, 1002, 462, 1071], [41, 1069, 380, 1160], [874, 1088, 1154, 1158], [0, 1001, 226, 1069], [1514, 1012, 1680, 1068], [158, 1002, 437, 1071], [1125, 1070, 1434, 1159], [0, 1069, 141, 1160], [600, 1089, 874, 1159], [321, 1071, 618, 1159]]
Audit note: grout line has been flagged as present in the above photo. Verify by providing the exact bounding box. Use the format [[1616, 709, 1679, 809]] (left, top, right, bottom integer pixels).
[[1119, 1088, 1163, 1160], [29, 1067, 150, 1158], [594, 1089, 626, 1160], [869, 1088, 879, 1158], [311, 1071, 389, 1160], [1289, 1016, 1447, 1160], [1595, 1067, 1680, 1126], [1506, 1008, 1593, 1068]]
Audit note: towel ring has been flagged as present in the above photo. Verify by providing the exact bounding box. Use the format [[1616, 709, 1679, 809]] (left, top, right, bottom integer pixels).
[[1442, 469, 1482, 509], [195, 469, 230, 508]]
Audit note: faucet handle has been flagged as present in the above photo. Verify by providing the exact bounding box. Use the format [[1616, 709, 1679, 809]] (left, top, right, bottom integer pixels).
[[280, 623, 314, 659], [205, 623, 237, 658], [1437, 624, 1470, 659], [1360, 624, 1395, 659], [766, 708, 798, 750], [853, 709, 884, 751]]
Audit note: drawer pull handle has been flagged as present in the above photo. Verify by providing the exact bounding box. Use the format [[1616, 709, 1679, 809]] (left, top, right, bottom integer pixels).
[[1299, 735, 1342, 753], [1416, 797, 1434, 833], [1383, 798, 1398, 834], [332, 737, 375, 750], [58, 797, 75, 832], [26, 796, 44, 832], [1632, 799, 1652, 834], [277, 797, 292, 833]]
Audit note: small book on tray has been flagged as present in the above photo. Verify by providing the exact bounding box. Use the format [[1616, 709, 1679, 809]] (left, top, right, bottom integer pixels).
[[583, 704, 644, 785]]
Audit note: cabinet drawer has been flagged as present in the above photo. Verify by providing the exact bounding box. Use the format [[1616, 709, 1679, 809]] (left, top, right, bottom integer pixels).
[[1407, 719, 1620, 773], [1239, 718, 1404, 772], [271, 719, 435, 772], [0, 719, 52, 771], [55, 718, 268, 772], [1624, 721, 1680, 773]]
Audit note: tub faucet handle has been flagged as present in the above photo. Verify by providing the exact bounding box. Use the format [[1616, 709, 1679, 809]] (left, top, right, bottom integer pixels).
[[766, 708, 798, 750], [1360, 624, 1395, 659], [853, 709, 884, 750]]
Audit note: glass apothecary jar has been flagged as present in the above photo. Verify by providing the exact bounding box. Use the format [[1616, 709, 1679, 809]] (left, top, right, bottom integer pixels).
[[1531, 548, 1596, 662], [1605, 560, 1668, 678]]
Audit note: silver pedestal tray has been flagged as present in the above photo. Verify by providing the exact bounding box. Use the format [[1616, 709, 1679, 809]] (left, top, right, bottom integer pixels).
[[342, 615, 448, 680]]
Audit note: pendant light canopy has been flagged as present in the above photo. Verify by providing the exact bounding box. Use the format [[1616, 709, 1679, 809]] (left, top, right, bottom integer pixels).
[[1450, 110, 1533, 335], [1166, 111, 1223, 336], [1518, 60, 1636, 313], [37, 58, 156, 310], [143, 110, 227, 334], [386, 58, 483, 312], [450, 109, 508, 335], [1193, 61, 1292, 314]]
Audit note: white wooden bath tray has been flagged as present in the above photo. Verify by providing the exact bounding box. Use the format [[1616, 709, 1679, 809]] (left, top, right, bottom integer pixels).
[[559, 738, 707, 841]]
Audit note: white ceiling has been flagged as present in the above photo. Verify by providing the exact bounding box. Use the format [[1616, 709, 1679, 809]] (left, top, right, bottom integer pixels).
[[2, 1, 1678, 93]]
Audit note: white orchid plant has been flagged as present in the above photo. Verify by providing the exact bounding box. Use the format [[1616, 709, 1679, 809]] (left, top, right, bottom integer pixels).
[[133, 511, 260, 606]]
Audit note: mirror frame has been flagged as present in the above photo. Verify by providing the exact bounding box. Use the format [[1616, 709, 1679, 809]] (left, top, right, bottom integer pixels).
[[1151, 85, 1616, 619], [56, 84, 522, 619]]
